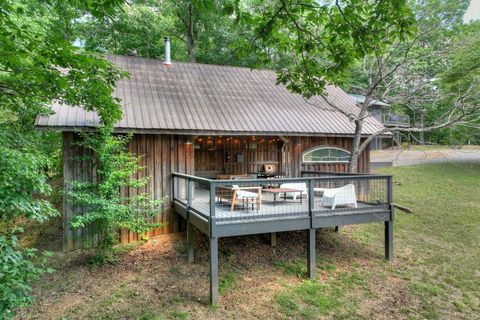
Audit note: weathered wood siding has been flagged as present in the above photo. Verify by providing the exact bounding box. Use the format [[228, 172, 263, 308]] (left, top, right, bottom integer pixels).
[[289, 136, 370, 176], [63, 132, 369, 251], [62, 132, 193, 251], [194, 137, 282, 177], [63, 132, 98, 251], [194, 136, 369, 178]]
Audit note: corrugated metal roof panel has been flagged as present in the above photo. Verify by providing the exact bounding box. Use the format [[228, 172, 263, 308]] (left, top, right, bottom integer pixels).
[[35, 55, 384, 136]]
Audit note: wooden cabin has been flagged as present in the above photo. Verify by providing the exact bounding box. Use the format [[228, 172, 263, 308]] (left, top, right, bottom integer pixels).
[[36, 55, 384, 251]]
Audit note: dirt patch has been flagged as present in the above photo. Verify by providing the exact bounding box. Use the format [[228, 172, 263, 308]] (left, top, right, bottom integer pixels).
[[371, 146, 480, 167], [16, 226, 419, 319], [357, 272, 413, 320], [19, 215, 63, 252]]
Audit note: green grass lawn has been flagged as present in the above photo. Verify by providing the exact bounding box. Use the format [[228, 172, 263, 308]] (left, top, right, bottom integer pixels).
[[275, 163, 480, 319], [20, 163, 480, 319], [406, 144, 480, 151]]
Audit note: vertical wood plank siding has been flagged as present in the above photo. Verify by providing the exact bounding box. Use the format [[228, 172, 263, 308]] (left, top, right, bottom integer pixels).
[[194, 137, 282, 177], [62, 132, 369, 250], [290, 136, 370, 176], [194, 136, 369, 177], [62, 132, 194, 251]]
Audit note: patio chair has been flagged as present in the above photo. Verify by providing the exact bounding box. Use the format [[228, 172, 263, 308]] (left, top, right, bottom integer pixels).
[[316, 184, 357, 209], [231, 185, 262, 211], [279, 182, 308, 200]]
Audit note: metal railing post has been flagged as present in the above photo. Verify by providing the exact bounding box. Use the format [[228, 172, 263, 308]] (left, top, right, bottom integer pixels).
[[308, 179, 315, 228], [186, 178, 193, 212], [209, 182, 216, 237], [387, 176, 393, 205], [172, 174, 178, 200]]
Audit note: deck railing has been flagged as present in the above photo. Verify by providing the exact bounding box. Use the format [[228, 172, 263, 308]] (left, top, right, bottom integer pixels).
[[382, 113, 410, 127], [172, 172, 394, 304], [301, 170, 374, 177], [172, 172, 393, 235]]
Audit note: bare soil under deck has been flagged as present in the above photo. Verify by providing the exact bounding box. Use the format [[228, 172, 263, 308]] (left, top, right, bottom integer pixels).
[[18, 229, 410, 320]]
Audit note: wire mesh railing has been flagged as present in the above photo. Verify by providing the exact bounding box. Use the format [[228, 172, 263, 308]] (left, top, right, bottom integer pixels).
[[382, 113, 410, 127], [172, 172, 392, 229]]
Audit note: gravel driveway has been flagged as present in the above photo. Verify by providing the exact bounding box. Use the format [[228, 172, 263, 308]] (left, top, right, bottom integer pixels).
[[371, 146, 480, 167]]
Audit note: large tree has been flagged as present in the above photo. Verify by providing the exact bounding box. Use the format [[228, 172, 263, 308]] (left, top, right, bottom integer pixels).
[[77, 0, 258, 66], [238, 0, 416, 172], [240, 0, 478, 172], [0, 0, 126, 317], [348, 0, 473, 145], [78, 2, 176, 58]]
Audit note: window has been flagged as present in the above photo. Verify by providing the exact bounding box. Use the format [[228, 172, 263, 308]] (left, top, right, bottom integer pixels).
[[302, 146, 351, 163]]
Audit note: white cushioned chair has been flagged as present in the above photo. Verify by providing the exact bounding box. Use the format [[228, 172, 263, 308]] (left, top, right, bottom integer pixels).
[[279, 182, 308, 200], [318, 184, 357, 209]]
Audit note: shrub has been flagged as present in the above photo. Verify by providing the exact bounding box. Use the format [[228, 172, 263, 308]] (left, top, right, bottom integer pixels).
[[69, 129, 162, 257], [0, 234, 53, 318]]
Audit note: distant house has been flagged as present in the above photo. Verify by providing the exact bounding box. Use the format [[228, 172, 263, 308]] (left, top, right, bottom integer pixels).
[[36, 55, 385, 251], [350, 94, 410, 150]]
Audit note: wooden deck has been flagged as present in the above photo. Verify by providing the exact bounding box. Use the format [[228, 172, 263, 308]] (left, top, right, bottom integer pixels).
[[176, 188, 389, 225], [178, 198, 388, 222], [172, 172, 394, 304]]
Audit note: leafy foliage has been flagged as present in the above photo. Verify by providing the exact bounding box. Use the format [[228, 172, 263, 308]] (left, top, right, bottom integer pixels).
[[235, 0, 416, 98], [76, 0, 259, 66], [0, 137, 58, 227], [0, 1, 126, 124], [347, 0, 477, 145], [435, 21, 480, 144], [0, 126, 58, 317], [441, 21, 480, 96], [0, 0, 127, 317], [78, 2, 176, 58], [0, 234, 53, 318], [69, 130, 162, 252]]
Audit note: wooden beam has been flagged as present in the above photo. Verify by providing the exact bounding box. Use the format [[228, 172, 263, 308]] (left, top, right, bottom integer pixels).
[[393, 203, 413, 214]]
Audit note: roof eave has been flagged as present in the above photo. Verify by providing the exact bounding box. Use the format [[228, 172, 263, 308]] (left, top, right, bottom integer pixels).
[[35, 125, 379, 138]]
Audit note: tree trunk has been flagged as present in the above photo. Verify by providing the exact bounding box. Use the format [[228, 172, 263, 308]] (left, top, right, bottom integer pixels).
[[348, 119, 363, 173], [419, 110, 425, 145], [186, 2, 196, 62], [348, 94, 372, 174]]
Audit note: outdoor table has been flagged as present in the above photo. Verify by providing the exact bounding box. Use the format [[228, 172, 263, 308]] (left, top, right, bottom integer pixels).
[[262, 188, 304, 205]]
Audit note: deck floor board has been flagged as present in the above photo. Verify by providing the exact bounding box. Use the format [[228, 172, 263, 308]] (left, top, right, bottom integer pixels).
[[178, 188, 389, 224]]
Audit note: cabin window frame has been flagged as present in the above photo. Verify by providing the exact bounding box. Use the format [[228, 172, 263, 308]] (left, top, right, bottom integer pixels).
[[302, 146, 351, 163]]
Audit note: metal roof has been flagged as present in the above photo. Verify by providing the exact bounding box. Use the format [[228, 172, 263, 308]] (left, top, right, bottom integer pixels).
[[349, 94, 390, 107], [35, 55, 384, 136]]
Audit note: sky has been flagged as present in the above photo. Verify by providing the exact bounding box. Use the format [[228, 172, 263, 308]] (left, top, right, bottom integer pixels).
[[464, 0, 480, 22]]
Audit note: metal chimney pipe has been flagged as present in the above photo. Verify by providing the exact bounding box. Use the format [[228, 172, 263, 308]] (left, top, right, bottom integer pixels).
[[163, 37, 172, 66]]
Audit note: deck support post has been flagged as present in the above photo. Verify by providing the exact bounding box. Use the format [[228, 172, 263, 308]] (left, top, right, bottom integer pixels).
[[209, 182, 218, 304], [271, 232, 277, 247], [186, 222, 194, 263], [209, 236, 219, 304], [385, 220, 393, 260], [307, 229, 316, 280], [385, 177, 394, 261], [307, 179, 316, 280]]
